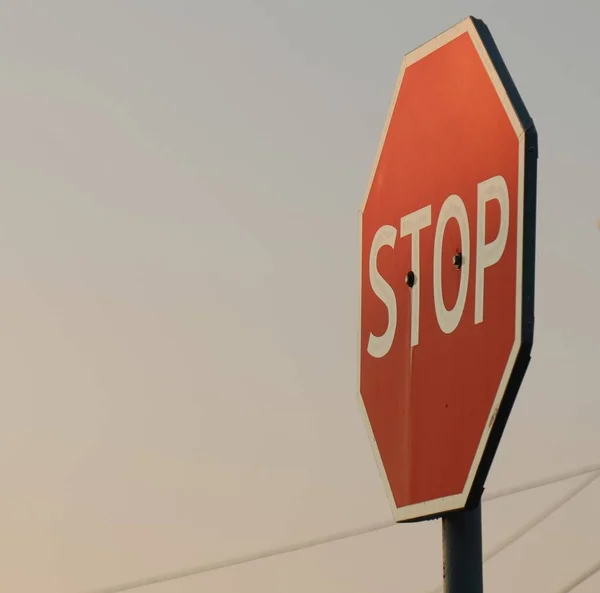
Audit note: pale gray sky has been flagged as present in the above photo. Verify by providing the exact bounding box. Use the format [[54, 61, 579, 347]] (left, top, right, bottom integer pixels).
[[0, 2, 598, 592]]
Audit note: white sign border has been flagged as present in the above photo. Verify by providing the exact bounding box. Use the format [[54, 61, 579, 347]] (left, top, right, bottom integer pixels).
[[357, 16, 530, 523]]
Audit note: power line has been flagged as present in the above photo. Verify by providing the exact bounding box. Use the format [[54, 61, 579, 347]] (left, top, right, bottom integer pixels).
[[86, 463, 600, 593], [424, 471, 600, 593], [483, 463, 600, 502], [555, 559, 600, 593], [86, 519, 395, 593], [483, 471, 600, 563]]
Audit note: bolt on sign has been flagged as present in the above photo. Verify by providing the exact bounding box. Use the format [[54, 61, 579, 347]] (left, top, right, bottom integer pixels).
[[358, 16, 537, 522]]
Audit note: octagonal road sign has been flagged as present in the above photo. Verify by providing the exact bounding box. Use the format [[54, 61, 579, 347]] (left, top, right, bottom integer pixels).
[[358, 16, 537, 522]]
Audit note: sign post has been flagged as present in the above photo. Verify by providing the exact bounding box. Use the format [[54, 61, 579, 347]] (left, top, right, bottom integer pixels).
[[442, 504, 483, 593], [358, 16, 537, 589]]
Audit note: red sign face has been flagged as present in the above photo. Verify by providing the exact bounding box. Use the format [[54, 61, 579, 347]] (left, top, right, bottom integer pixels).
[[359, 17, 537, 521]]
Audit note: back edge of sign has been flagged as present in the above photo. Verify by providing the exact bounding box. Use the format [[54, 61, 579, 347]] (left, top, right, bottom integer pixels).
[[462, 16, 538, 516], [357, 16, 538, 523]]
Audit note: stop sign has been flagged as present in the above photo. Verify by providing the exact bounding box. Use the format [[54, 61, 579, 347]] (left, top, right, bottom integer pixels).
[[359, 17, 537, 522]]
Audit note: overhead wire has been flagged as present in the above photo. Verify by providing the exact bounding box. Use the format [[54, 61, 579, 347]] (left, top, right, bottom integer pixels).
[[425, 471, 600, 593], [483, 462, 600, 502], [483, 471, 600, 564], [554, 559, 600, 593], [86, 463, 600, 593], [86, 519, 395, 593]]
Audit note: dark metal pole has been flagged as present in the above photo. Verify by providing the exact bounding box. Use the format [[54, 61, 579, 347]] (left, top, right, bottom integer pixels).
[[442, 502, 483, 593]]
